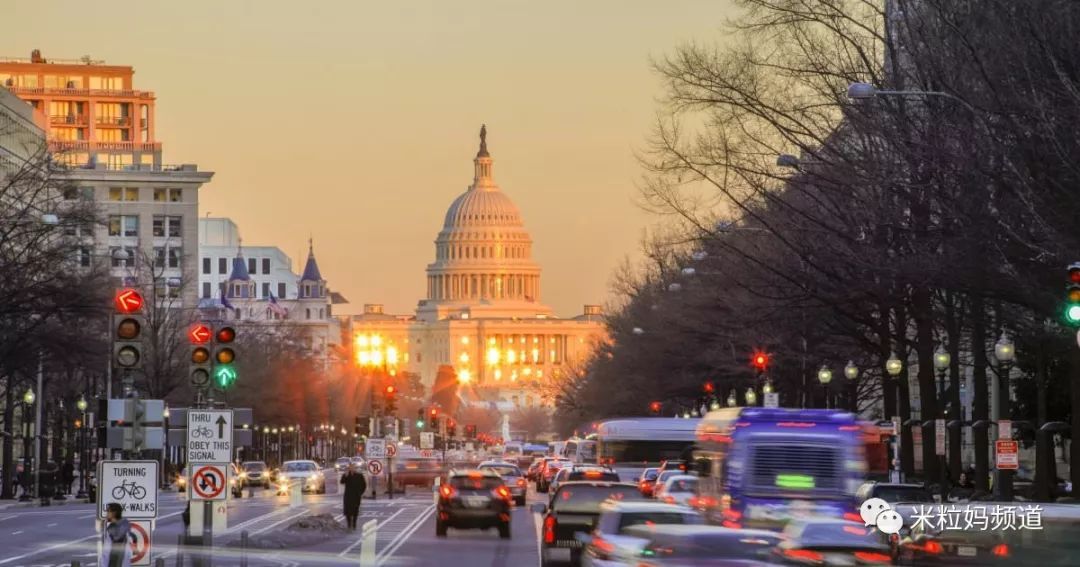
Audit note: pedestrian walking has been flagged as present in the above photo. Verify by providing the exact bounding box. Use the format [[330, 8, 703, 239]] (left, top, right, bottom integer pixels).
[[61, 460, 75, 496], [99, 502, 134, 567], [341, 463, 367, 529]]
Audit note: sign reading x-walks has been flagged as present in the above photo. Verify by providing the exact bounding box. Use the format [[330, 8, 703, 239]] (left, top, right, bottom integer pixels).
[[187, 409, 234, 463]]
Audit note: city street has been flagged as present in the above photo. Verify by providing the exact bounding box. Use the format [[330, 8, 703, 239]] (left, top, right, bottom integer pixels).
[[0, 470, 543, 567]]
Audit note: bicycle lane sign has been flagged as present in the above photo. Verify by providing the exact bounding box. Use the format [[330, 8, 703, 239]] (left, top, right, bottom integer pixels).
[[97, 460, 159, 520], [187, 409, 233, 463]]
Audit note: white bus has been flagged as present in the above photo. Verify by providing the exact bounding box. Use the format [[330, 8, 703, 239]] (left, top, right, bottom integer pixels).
[[595, 418, 700, 467]]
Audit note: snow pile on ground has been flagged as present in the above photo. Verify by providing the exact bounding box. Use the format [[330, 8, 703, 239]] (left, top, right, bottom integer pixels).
[[225, 514, 348, 549]]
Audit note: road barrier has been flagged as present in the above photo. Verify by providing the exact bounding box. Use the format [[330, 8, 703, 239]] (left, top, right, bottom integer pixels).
[[360, 519, 377, 566]]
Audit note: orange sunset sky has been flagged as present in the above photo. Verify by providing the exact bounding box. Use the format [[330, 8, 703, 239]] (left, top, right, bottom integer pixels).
[[3, 0, 736, 315]]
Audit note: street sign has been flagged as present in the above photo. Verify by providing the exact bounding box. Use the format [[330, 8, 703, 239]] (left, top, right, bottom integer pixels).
[[465, 442, 475, 452], [935, 418, 946, 456], [97, 460, 159, 520], [365, 438, 386, 459], [763, 393, 779, 408], [130, 520, 152, 566], [998, 419, 1012, 440], [996, 440, 1020, 470], [891, 416, 902, 436], [187, 410, 233, 463], [190, 463, 228, 501], [419, 449, 436, 458], [385, 441, 398, 458], [420, 432, 435, 450], [367, 459, 384, 476], [213, 501, 228, 531]]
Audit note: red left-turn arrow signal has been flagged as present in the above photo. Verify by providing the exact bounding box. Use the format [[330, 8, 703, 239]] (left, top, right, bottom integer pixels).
[[188, 323, 212, 344]]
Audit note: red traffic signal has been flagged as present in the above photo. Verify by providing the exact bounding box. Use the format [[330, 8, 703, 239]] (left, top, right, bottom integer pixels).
[[1069, 263, 1080, 284], [188, 323, 212, 345], [385, 385, 396, 395], [114, 288, 144, 314], [216, 326, 236, 343], [752, 352, 770, 371], [430, 408, 438, 417], [649, 401, 662, 414], [703, 382, 715, 394]]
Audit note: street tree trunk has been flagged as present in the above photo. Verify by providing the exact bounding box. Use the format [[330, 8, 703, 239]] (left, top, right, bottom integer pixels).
[[913, 286, 939, 484], [895, 306, 915, 477], [971, 294, 991, 493], [1, 381, 14, 499], [945, 294, 963, 478]]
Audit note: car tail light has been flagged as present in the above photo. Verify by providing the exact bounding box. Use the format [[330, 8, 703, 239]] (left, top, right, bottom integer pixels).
[[543, 515, 557, 544], [663, 495, 675, 504], [853, 551, 892, 564], [439, 484, 456, 499], [591, 536, 616, 560], [493, 486, 512, 501], [517, 478, 526, 487], [991, 543, 1009, 557], [783, 548, 824, 563], [843, 512, 862, 522]]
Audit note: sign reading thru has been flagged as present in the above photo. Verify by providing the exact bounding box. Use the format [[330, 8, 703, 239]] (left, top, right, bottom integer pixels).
[[187, 410, 233, 463]]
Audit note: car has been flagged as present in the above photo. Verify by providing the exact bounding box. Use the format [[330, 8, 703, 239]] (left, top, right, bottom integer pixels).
[[533, 481, 649, 566], [240, 461, 271, 489], [351, 456, 365, 469], [893, 501, 1025, 565], [527, 458, 546, 482], [552, 465, 620, 495], [627, 524, 783, 567], [395, 457, 442, 490], [478, 461, 528, 506], [436, 469, 512, 538], [657, 474, 698, 507], [774, 518, 892, 565], [175, 465, 189, 492], [856, 482, 935, 506], [652, 470, 687, 501], [539, 458, 573, 493], [277, 460, 326, 494], [229, 463, 244, 498], [335, 457, 352, 472], [657, 459, 689, 475], [637, 468, 660, 497], [581, 500, 704, 567]]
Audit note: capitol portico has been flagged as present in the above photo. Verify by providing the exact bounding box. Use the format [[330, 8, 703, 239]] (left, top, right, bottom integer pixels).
[[346, 126, 605, 409]]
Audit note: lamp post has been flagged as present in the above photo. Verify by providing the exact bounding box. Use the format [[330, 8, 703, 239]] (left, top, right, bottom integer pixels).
[[162, 405, 170, 489], [843, 361, 858, 412], [75, 396, 88, 499], [745, 387, 758, 406], [817, 366, 833, 409], [994, 333, 1016, 500], [885, 353, 909, 478], [19, 388, 35, 502], [726, 391, 737, 407], [933, 346, 951, 499]]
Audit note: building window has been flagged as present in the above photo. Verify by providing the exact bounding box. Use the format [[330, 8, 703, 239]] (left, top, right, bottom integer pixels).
[[202, 257, 211, 274], [151, 215, 180, 237], [218, 258, 227, 274], [202, 282, 211, 298], [247, 258, 256, 274], [153, 188, 166, 202], [108, 187, 138, 201], [78, 247, 92, 267], [277, 283, 286, 298], [169, 189, 182, 202], [261, 282, 270, 298], [262, 258, 270, 274], [168, 216, 181, 237], [305, 308, 311, 320], [168, 248, 182, 268], [154, 247, 166, 267], [108, 215, 139, 237], [319, 308, 324, 319]]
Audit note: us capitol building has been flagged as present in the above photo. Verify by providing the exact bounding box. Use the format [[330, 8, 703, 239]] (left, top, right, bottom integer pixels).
[[345, 126, 605, 410]]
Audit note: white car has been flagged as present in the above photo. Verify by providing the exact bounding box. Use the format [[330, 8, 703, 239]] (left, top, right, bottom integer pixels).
[[651, 470, 685, 501], [657, 474, 698, 507], [278, 460, 326, 494], [581, 500, 703, 567]]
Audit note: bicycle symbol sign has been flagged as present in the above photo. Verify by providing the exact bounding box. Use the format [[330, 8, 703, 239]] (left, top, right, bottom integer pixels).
[[97, 460, 159, 520], [191, 464, 227, 500]]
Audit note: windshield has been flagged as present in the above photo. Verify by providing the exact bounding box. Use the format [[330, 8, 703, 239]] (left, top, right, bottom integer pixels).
[[552, 485, 645, 514], [450, 476, 503, 490], [283, 462, 317, 472], [618, 512, 702, 531], [667, 478, 698, 492], [642, 470, 659, 481], [570, 471, 619, 482], [482, 465, 521, 477], [242, 462, 266, 472]]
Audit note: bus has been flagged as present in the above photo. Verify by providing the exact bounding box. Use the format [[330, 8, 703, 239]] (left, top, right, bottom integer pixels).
[[693, 408, 865, 530], [594, 418, 700, 467], [561, 438, 598, 464]]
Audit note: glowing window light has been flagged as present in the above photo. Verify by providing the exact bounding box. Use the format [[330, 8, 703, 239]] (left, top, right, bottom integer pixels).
[[487, 348, 500, 365], [459, 352, 469, 363], [371, 335, 382, 347], [371, 351, 383, 366], [458, 369, 472, 383], [461, 336, 470, 345], [356, 335, 369, 348], [387, 346, 399, 365], [507, 350, 517, 364], [358, 351, 371, 365], [494, 369, 502, 380]]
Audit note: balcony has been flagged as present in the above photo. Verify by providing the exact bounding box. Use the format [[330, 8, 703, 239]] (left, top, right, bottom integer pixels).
[[49, 114, 87, 125], [6, 85, 154, 100], [50, 140, 162, 152], [95, 116, 131, 127]]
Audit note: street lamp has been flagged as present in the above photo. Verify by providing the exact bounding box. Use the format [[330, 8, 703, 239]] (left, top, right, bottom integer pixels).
[[933, 345, 951, 416], [19, 388, 34, 501], [846, 82, 977, 112], [162, 405, 171, 491], [691, 250, 708, 261], [745, 387, 758, 406], [681, 267, 696, 277], [763, 382, 774, 395], [631, 327, 645, 336], [844, 361, 858, 381], [75, 396, 89, 499], [885, 353, 903, 377], [818, 366, 833, 409], [994, 333, 1015, 364], [993, 332, 1016, 501], [75, 396, 88, 412], [726, 391, 737, 407]]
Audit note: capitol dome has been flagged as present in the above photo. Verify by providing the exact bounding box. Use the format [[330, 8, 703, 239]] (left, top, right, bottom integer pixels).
[[421, 125, 547, 319]]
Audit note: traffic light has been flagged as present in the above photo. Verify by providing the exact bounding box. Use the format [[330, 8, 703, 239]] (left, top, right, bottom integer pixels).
[[213, 326, 238, 389], [752, 351, 770, 373], [113, 288, 145, 371], [649, 401, 662, 415], [428, 408, 439, 429], [354, 416, 370, 437], [447, 418, 458, 439], [465, 424, 477, 439], [383, 385, 398, 414], [128, 398, 146, 451], [188, 323, 212, 388], [1066, 263, 1080, 325], [416, 408, 425, 429]]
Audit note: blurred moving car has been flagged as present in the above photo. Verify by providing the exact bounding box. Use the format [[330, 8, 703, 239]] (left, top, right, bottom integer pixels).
[[436, 469, 512, 538], [527, 458, 546, 482], [553, 466, 621, 495], [534, 481, 649, 567], [856, 482, 934, 505], [478, 461, 527, 506], [240, 461, 271, 489], [278, 460, 326, 494], [229, 463, 244, 498], [628, 524, 783, 567], [657, 459, 689, 475], [335, 457, 352, 472], [581, 500, 704, 567], [638, 468, 660, 497], [176, 465, 189, 492], [351, 456, 365, 469], [653, 470, 688, 501], [657, 475, 698, 507], [539, 458, 573, 493], [395, 457, 442, 491], [775, 518, 892, 565]]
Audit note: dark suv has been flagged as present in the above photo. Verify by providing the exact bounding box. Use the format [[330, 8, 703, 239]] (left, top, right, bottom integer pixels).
[[437, 469, 512, 539], [533, 481, 646, 566]]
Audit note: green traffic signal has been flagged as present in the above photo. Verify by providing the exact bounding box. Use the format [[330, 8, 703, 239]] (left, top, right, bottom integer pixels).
[[1067, 304, 1080, 325], [214, 364, 238, 388], [416, 420, 424, 429]]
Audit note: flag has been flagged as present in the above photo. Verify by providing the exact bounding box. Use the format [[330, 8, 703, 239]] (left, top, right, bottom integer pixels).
[[268, 293, 288, 317], [220, 294, 234, 310]]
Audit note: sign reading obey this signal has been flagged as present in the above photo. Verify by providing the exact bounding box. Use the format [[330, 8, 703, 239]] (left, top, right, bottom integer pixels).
[[187, 410, 233, 463]]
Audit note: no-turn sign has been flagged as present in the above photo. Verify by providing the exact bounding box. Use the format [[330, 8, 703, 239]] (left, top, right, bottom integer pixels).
[[130, 520, 152, 566], [367, 459, 384, 476], [386, 442, 398, 458], [190, 464, 227, 500]]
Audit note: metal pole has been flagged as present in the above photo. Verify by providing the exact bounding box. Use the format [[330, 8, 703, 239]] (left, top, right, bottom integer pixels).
[[937, 369, 948, 501], [33, 353, 42, 502]]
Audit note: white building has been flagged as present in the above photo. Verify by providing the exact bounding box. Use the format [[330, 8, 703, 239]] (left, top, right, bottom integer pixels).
[[198, 217, 300, 301], [346, 126, 606, 410]]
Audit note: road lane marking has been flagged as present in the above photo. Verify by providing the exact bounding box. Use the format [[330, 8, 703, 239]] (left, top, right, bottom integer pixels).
[[250, 508, 311, 536], [375, 504, 434, 565], [10, 531, 22, 535], [0, 508, 183, 565], [337, 507, 405, 557]]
